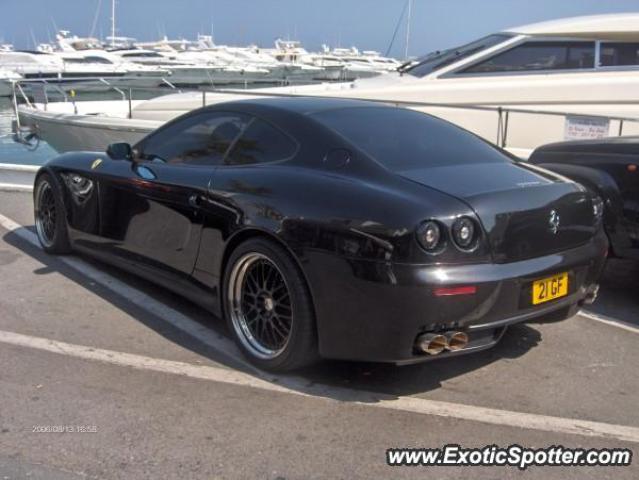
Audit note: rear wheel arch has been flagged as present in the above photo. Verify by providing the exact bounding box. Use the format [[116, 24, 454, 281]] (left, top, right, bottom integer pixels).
[[219, 228, 317, 321]]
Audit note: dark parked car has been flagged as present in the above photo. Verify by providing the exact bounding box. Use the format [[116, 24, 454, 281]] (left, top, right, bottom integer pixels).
[[33, 97, 607, 371], [529, 136, 639, 260]]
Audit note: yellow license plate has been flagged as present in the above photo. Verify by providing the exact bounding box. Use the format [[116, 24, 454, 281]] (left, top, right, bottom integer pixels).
[[532, 272, 569, 305]]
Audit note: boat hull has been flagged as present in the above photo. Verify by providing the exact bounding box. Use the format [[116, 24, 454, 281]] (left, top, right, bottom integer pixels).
[[18, 106, 158, 153]]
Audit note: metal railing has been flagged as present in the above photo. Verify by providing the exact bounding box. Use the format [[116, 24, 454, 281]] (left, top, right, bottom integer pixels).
[[179, 86, 639, 148], [11, 76, 639, 150]]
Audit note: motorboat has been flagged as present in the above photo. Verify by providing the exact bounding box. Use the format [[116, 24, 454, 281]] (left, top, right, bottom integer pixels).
[[0, 49, 166, 93], [110, 47, 269, 86], [54, 31, 252, 88], [48, 32, 169, 88], [0, 31, 170, 94], [192, 36, 309, 83], [327, 46, 399, 79], [55, 51, 168, 89], [17, 13, 639, 157], [264, 40, 334, 81], [0, 50, 63, 81]]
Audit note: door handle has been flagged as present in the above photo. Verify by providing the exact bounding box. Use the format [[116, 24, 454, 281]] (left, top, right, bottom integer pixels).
[[188, 194, 202, 208], [135, 165, 157, 180]]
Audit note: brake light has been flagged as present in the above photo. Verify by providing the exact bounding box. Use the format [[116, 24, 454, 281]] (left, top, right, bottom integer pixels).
[[433, 286, 477, 296]]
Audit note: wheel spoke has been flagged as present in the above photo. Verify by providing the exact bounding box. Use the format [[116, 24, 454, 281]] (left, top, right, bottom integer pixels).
[[275, 303, 292, 315], [270, 317, 288, 339], [246, 272, 260, 293], [265, 265, 277, 290]]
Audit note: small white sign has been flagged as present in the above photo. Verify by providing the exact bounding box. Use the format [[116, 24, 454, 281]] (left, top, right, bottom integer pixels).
[[564, 115, 610, 140]]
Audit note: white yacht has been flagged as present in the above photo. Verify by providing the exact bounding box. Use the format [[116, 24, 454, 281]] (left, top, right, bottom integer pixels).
[[56, 51, 169, 89], [55, 32, 253, 87], [51, 32, 169, 88], [0, 49, 166, 93], [192, 36, 293, 83], [16, 13, 639, 156], [328, 46, 398, 79], [0, 50, 62, 79], [0, 68, 21, 96], [110, 47, 267, 86], [265, 40, 332, 81], [0, 31, 169, 94]]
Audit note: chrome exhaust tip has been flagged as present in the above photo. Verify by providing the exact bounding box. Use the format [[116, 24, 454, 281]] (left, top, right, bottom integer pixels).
[[445, 331, 469, 351], [416, 333, 448, 355], [583, 284, 600, 305]]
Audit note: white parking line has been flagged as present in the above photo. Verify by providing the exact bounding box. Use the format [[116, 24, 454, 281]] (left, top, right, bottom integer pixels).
[[0, 183, 33, 192], [1, 328, 639, 444], [578, 310, 639, 334], [1, 211, 639, 444]]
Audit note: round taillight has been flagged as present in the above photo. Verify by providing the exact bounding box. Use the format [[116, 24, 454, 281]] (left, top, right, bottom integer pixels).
[[416, 221, 443, 252], [452, 217, 478, 250]]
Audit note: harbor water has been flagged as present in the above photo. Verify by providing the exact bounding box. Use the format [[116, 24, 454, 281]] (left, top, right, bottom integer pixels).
[[0, 97, 56, 166]]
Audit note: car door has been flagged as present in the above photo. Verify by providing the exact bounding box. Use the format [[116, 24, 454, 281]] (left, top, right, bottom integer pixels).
[[194, 116, 300, 280], [96, 111, 249, 279]]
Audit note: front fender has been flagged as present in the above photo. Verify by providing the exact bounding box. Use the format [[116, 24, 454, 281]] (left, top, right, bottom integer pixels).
[[35, 152, 108, 238]]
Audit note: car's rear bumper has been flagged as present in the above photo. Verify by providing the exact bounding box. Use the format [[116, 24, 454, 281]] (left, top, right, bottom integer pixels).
[[303, 230, 608, 364]]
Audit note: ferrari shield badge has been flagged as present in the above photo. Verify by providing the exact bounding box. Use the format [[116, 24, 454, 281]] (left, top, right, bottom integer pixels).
[[91, 158, 103, 170]]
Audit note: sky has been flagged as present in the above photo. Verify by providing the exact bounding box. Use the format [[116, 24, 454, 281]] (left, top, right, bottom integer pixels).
[[1, 0, 639, 58]]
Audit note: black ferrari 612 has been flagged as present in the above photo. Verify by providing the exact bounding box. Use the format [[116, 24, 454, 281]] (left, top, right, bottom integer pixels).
[[33, 97, 607, 371], [529, 136, 639, 261]]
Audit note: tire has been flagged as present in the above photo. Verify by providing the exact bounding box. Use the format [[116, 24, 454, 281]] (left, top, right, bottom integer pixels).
[[34, 173, 71, 254], [223, 238, 318, 371]]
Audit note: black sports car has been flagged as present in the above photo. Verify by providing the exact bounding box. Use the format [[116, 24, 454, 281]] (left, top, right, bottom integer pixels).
[[33, 97, 607, 371], [529, 136, 639, 261]]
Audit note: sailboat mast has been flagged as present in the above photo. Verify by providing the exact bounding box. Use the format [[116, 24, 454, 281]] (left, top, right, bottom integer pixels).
[[111, 0, 115, 47], [404, 0, 412, 60]]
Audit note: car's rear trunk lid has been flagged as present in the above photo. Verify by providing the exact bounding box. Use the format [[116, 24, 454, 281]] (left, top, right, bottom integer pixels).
[[399, 162, 596, 262]]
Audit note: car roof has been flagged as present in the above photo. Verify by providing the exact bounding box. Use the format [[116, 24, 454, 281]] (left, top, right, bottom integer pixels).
[[535, 135, 639, 156], [205, 96, 387, 116]]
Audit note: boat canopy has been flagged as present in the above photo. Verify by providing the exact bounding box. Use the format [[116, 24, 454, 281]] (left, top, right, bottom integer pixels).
[[507, 13, 639, 41]]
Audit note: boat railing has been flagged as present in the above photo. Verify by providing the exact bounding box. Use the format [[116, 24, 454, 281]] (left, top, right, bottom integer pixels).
[[11, 78, 639, 149], [206, 88, 639, 148]]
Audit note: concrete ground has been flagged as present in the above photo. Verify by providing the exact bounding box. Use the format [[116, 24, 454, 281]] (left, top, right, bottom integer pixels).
[[0, 190, 637, 479]]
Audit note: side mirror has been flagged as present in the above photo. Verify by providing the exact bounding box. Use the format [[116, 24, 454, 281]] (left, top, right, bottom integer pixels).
[[106, 142, 133, 160]]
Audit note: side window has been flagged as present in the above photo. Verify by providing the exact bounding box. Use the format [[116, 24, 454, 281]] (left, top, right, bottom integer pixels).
[[600, 43, 639, 67], [141, 112, 248, 166], [225, 118, 297, 166], [461, 41, 595, 74]]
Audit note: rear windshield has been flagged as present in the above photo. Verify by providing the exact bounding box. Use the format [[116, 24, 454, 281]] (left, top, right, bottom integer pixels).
[[311, 107, 511, 171]]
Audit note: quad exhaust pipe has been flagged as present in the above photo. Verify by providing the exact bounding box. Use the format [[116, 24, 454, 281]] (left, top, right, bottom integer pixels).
[[416, 333, 448, 355], [445, 331, 469, 351], [416, 331, 469, 355]]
